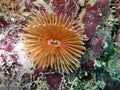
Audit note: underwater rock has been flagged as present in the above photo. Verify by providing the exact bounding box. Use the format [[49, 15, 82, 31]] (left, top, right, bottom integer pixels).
[[0, 17, 9, 29], [25, 0, 79, 18], [46, 73, 62, 90], [0, 0, 120, 90], [82, 0, 110, 59]]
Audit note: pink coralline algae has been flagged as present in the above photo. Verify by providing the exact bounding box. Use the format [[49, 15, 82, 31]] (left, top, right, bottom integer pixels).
[[82, 0, 110, 59], [0, 17, 9, 28], [52, 0, 79, 18], [82, 0, 110, 38], [25, 0, 79, 18], [46, 73, 62, 90]]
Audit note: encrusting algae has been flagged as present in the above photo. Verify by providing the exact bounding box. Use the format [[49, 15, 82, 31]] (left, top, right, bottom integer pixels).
[[22, 12, 88, 73]]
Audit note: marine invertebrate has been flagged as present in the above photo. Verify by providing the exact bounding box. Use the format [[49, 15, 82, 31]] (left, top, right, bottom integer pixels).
[[22, 12, 87, 73], [1, 0, 120, 90]]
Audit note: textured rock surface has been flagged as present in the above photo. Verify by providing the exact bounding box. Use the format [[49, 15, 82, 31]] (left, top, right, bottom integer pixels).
[[25, 0, 79, 18], [82, 0, 109, 59], [0, 0, 120, 90]]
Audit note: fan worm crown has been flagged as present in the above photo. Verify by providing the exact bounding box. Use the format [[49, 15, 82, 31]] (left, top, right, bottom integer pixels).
[[22, 12, 87, 73]]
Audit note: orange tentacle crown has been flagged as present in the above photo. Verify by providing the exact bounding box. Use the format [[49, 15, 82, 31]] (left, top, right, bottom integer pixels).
[[22, 12, 88, 73]]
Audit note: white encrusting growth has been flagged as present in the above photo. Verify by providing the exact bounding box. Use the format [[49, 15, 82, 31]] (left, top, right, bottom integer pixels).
[[13, 41, 34, 69]]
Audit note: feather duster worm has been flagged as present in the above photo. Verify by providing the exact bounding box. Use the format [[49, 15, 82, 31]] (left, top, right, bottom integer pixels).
[[22, 12, 87, 73]]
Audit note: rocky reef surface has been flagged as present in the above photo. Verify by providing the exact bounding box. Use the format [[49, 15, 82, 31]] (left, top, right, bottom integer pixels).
[[0, 0, 120, 90]]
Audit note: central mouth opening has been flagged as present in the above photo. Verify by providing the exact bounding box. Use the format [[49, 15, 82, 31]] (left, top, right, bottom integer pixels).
[[48, 39, 61, 47]]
